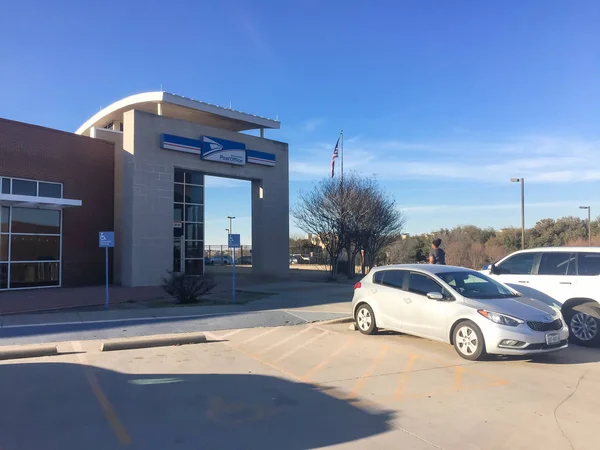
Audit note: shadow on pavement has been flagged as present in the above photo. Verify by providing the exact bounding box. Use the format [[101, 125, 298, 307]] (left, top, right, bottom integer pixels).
[[0, 362, 394, 450]]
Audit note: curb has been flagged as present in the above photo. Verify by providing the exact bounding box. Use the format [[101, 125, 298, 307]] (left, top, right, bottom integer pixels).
[[320, 316, 353, 325], [0, 345, 58, 361], [100, 332, 208, 352]]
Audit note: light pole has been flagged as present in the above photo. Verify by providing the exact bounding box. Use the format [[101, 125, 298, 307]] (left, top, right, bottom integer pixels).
[[510, 178, 525, 249], [227, 216, 235, 234], [579, 206, 591, 246]]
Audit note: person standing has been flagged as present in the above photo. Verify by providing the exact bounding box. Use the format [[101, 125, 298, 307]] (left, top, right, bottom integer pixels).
[[429, 238, 446, 265]]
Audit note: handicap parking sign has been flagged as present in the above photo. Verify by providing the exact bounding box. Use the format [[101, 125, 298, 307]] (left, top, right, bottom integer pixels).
[[99, 231, 115, 248], [228, 234, 241, 249]]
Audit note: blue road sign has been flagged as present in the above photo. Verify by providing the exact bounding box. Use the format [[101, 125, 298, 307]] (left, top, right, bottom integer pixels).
[[99, 232, 115, 248], [228, 234, 241, 249]]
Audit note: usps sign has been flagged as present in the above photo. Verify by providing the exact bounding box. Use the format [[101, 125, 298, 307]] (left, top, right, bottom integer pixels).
[[202, 136, 246, 166]]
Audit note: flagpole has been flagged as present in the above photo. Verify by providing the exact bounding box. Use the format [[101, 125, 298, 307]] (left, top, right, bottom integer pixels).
[[340, 129, 344, 183]]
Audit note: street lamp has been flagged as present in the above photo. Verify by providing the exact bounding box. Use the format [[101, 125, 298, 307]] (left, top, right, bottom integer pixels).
[[227, 216, 236, 234], [510, 177, 525, 249], [579, 206, 591, 247]]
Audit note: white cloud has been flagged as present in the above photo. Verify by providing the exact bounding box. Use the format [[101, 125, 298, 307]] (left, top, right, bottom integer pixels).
[[302, 118, 326, 132], [204, 176, 249, 188], [289, 135, 600, 184], [400, 201, 598, 215]]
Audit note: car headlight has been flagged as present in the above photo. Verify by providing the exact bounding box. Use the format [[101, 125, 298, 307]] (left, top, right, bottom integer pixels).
[[477, 310, 523, 327]]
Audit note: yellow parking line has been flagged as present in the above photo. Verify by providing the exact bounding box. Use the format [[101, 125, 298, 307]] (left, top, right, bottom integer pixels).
[[275, 330, 330, 363], [347, 344, 390, 398], [72, 341, 132, 445], [257, 326, 315, 356], [453, 366, 464, 391], [241, 327, 280, 344], [393, 354, 419, 400], [301, 337, 354, 382]]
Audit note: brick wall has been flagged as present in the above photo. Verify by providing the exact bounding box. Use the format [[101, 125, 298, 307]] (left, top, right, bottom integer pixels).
[[0, 118, 115, 287]]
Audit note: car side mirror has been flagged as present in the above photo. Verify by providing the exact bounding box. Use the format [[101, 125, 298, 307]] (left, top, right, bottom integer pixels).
[[426, 292, 444, 301]]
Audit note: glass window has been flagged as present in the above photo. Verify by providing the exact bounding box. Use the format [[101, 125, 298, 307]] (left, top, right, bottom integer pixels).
[[185, 241, 204, 259], [185, 259, 204, 275], [11, 208, 60, 234], [0, 235, 8, 261], [173, 203, 183, 221], [10, 235, 60, 261], [496, 252, 537, 275], [0, 263, 7, 289], [1, 178, 10, 194], [438, 271, 516, 299], [185, 171, 204, 186], [184, 185, 203, 204], [538, 252, 575, 276], [38, 182, 62, 198], [577, 252, 600, 276], [174, 184, 184, 203], [185, 205, 203, 223], [12, 179, 37, 196], [383, 270, 406, 289], [408, 272, 444, 296], [9, 262, 60, 288], [1, 206, 9, 233], [185, 223, 203, 241], [174, 168, 185, 183], [173, 226, 183, 238]]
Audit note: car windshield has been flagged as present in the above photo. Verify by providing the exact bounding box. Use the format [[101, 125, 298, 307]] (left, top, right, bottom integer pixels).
[[436, 271, 520, 299]]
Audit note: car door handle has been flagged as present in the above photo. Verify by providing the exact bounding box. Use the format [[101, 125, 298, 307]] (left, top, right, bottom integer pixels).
[[518, 280, 529, 284], [559, 282, 571, 285]]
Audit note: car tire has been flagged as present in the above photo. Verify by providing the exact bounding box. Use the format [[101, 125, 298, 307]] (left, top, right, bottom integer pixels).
[[355, 304, 377, 335], [453, 320, 487, 361], [564, 303, 600, 347]]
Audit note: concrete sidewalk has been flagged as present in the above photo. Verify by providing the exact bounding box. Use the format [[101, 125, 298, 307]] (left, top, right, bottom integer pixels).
[[0, 281, 353, 328]]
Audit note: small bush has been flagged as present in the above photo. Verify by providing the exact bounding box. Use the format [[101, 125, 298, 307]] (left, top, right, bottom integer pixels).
[[161, 271, 217, 304]]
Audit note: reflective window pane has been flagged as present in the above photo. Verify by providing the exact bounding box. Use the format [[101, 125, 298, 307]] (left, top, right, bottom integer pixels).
[[174, 168, 185, 183], [184, 223, 203, 241], [185, 259, 203, 275], [184, 185, 203, 204], [0, 235, 7, 261], [1, 207, 8, 233], [185, 241, 204, 259], [38, 182, 62, 198], [174, 184, 184, 203], [578, 252, 600, 276], [10, 235, 60, 261], [185, 171, 204, 186], [173, 226, 183, 238], [12, 179, 37, 196], [1, 178, 10, 194], [185, 205, 203, 223], [9, 262, 60, 288], [173, 203, 183, 221], [11, 208, 60, 234], [0, 263, 7, 289]]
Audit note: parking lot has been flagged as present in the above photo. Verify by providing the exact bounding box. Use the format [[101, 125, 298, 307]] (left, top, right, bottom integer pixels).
[[1, 320, 599, 449]]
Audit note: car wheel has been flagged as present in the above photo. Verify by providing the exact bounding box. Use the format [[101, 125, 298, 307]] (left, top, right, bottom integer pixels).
[[565, 305, 600, 347], [453, 320, 487, 361], [355, 304, 377, 335]]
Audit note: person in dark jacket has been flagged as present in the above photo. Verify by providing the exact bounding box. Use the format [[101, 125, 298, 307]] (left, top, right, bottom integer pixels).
[[428, 238, 446, 265]]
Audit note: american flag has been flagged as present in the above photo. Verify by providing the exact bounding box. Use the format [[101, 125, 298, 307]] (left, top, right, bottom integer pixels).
[[331, 137, 339, 178]]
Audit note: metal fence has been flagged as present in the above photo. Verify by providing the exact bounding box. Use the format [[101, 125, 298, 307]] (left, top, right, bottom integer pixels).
[[205, 245, 252, 263]]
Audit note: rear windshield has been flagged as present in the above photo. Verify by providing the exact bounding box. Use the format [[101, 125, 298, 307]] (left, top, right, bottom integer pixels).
[[578, 252, 600, 276]]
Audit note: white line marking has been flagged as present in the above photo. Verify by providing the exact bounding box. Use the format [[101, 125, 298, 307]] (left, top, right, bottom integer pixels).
[[282, 310, 311, 322], [241, 327, 280, 344], [256, 326, 314, 355], [214, 329, 244, 339], [275, 330, 330, 363]]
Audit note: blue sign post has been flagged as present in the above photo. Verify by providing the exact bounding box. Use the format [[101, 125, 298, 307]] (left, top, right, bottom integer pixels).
[[99, 232, 115, 310], [228, 234, 241, 304]]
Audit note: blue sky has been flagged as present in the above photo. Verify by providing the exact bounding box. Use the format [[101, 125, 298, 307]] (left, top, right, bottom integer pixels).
[[1, 1, 600, 245]]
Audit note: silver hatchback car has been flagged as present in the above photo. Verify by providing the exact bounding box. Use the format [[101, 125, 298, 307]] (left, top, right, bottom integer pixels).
[[352, 264, 569, 360]]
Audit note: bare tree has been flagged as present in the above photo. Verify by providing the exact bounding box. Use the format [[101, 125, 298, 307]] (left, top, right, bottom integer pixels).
[[292, 174, 405, 279]]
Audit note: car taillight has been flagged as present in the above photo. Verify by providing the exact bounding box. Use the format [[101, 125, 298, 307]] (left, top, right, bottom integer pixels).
[[354, 281, 362, 290]]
